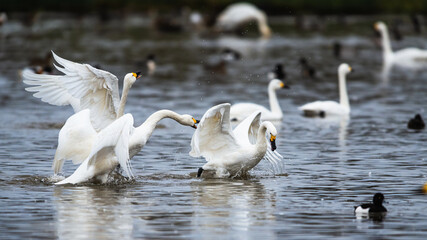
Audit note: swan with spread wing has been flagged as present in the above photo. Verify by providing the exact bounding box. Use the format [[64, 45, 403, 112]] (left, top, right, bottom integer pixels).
[[190, 103, 283, 178], [54, 109, 198, 185], [23, 51, 141, 131]]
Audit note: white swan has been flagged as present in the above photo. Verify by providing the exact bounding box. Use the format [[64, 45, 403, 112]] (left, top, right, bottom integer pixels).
[[23, 51, 141, 131], [54, 109, 198, 185], [230, 79, 288, 121], [299, 63, 352, 117], [190, 103, 283, 178], [215, 2, 272, 38], [375, 21, 427, 74]]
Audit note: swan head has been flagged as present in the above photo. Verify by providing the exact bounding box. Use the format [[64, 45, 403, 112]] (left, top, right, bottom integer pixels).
[[269, 79, 289, 90], [374, 21, 387, 33], [124, 72, 141, 87], [179, 114, 199, 129], [338, 63, 352, 75], [260, 24, 272, 39], [264, 121, 278, 151], [257, 12, 272, 38]]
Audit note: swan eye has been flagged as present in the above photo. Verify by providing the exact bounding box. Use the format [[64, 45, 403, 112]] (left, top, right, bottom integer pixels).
[[270, 135, 276, 142], [132, 72, 137, 78]]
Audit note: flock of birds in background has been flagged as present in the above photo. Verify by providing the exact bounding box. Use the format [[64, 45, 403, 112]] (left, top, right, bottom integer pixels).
[[3, 2, 427, 218]]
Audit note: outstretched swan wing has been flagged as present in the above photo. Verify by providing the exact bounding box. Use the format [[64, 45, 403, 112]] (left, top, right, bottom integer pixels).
[[23, 68, 81, 112], [53, 109, 97, 174], [190, 103, 239, 161], [233, 111, 261, 145], [86, 114, 135, 178], [23, 51, 121, 131]]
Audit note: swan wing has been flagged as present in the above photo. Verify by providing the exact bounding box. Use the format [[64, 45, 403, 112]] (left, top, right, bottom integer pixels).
[[233, 111, 261, 145], [53, 109, 97, 174], [86, 114, 135, 178], [24, 51, 121, 131], [190, 103, 239, 161], [23, 68, 81, 112]]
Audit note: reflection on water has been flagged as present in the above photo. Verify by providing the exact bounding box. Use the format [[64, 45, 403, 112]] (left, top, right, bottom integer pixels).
[[53, 187, 133, 240], [191, 179, 276, 239]]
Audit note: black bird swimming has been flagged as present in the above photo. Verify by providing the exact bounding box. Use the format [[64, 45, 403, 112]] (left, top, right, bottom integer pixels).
[[268, 63, 286, 80], [299, 57, 315, 78], [354, 193, 387, 214], [408, 114, 425, 130]]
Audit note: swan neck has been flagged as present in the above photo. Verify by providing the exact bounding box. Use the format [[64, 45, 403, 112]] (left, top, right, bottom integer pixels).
[[117, 79, 131, 117], [268, 83, 282, 117], [256, 123, 269, 151], [380, 27, 393, 58], [133, 110, 181, 144], [338, 71, 350, 109]]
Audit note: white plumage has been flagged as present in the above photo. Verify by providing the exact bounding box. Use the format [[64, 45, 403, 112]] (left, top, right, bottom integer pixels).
[[190, 103, 283, 178], [299, 63, 352, 117], [375, 21, 427, 75], [23, 51, 140, 131], [230, 79, 287, 122], [54, 109, 198, 185], [216, 3, 272, 38]]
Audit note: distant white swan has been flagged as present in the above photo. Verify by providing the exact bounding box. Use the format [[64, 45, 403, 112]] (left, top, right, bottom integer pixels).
[[190, 103, 283, 178], [23, 51, 141, 131], [299, 63, 352, 117], [375, 21, 427, 76], [230, 79, 288, 121], [216, 2, 272, 38], [54, 109, 198, 185]]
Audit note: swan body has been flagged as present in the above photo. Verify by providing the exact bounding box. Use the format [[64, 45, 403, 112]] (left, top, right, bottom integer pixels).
[[190, 103, 282, 178], [230, 79, 287, 121], [54, 109, 198, 185], [23, 51, 140, 131], [216, 3, 272, 38], [375, 21, 427, 71], [299, 63, 352, 117]]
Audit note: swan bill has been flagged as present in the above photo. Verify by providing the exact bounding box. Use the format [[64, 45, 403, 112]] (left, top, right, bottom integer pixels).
[[197, 167, 204, 177], [132, 72, 142, 78], [191, 118, 200, 129], [270, 135, 277, 151]]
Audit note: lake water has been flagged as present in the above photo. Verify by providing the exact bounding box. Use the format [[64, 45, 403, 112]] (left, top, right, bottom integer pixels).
[[1, 14, 427, 239]]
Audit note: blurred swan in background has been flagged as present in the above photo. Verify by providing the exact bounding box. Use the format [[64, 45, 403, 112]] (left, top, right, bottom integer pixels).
[[190, 103, 283, 178], [299, 63, 352, 117], [0, 12, 7, 26], [54, 109, 198, 185], [23, 51, 141, 131], [230, 79, 289, 122], [215, 2, 272, 38], [374, 21, 427, 78]]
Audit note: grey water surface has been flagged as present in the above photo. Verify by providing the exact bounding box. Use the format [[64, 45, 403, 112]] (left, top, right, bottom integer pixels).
[[0, 15, 427, 239]]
